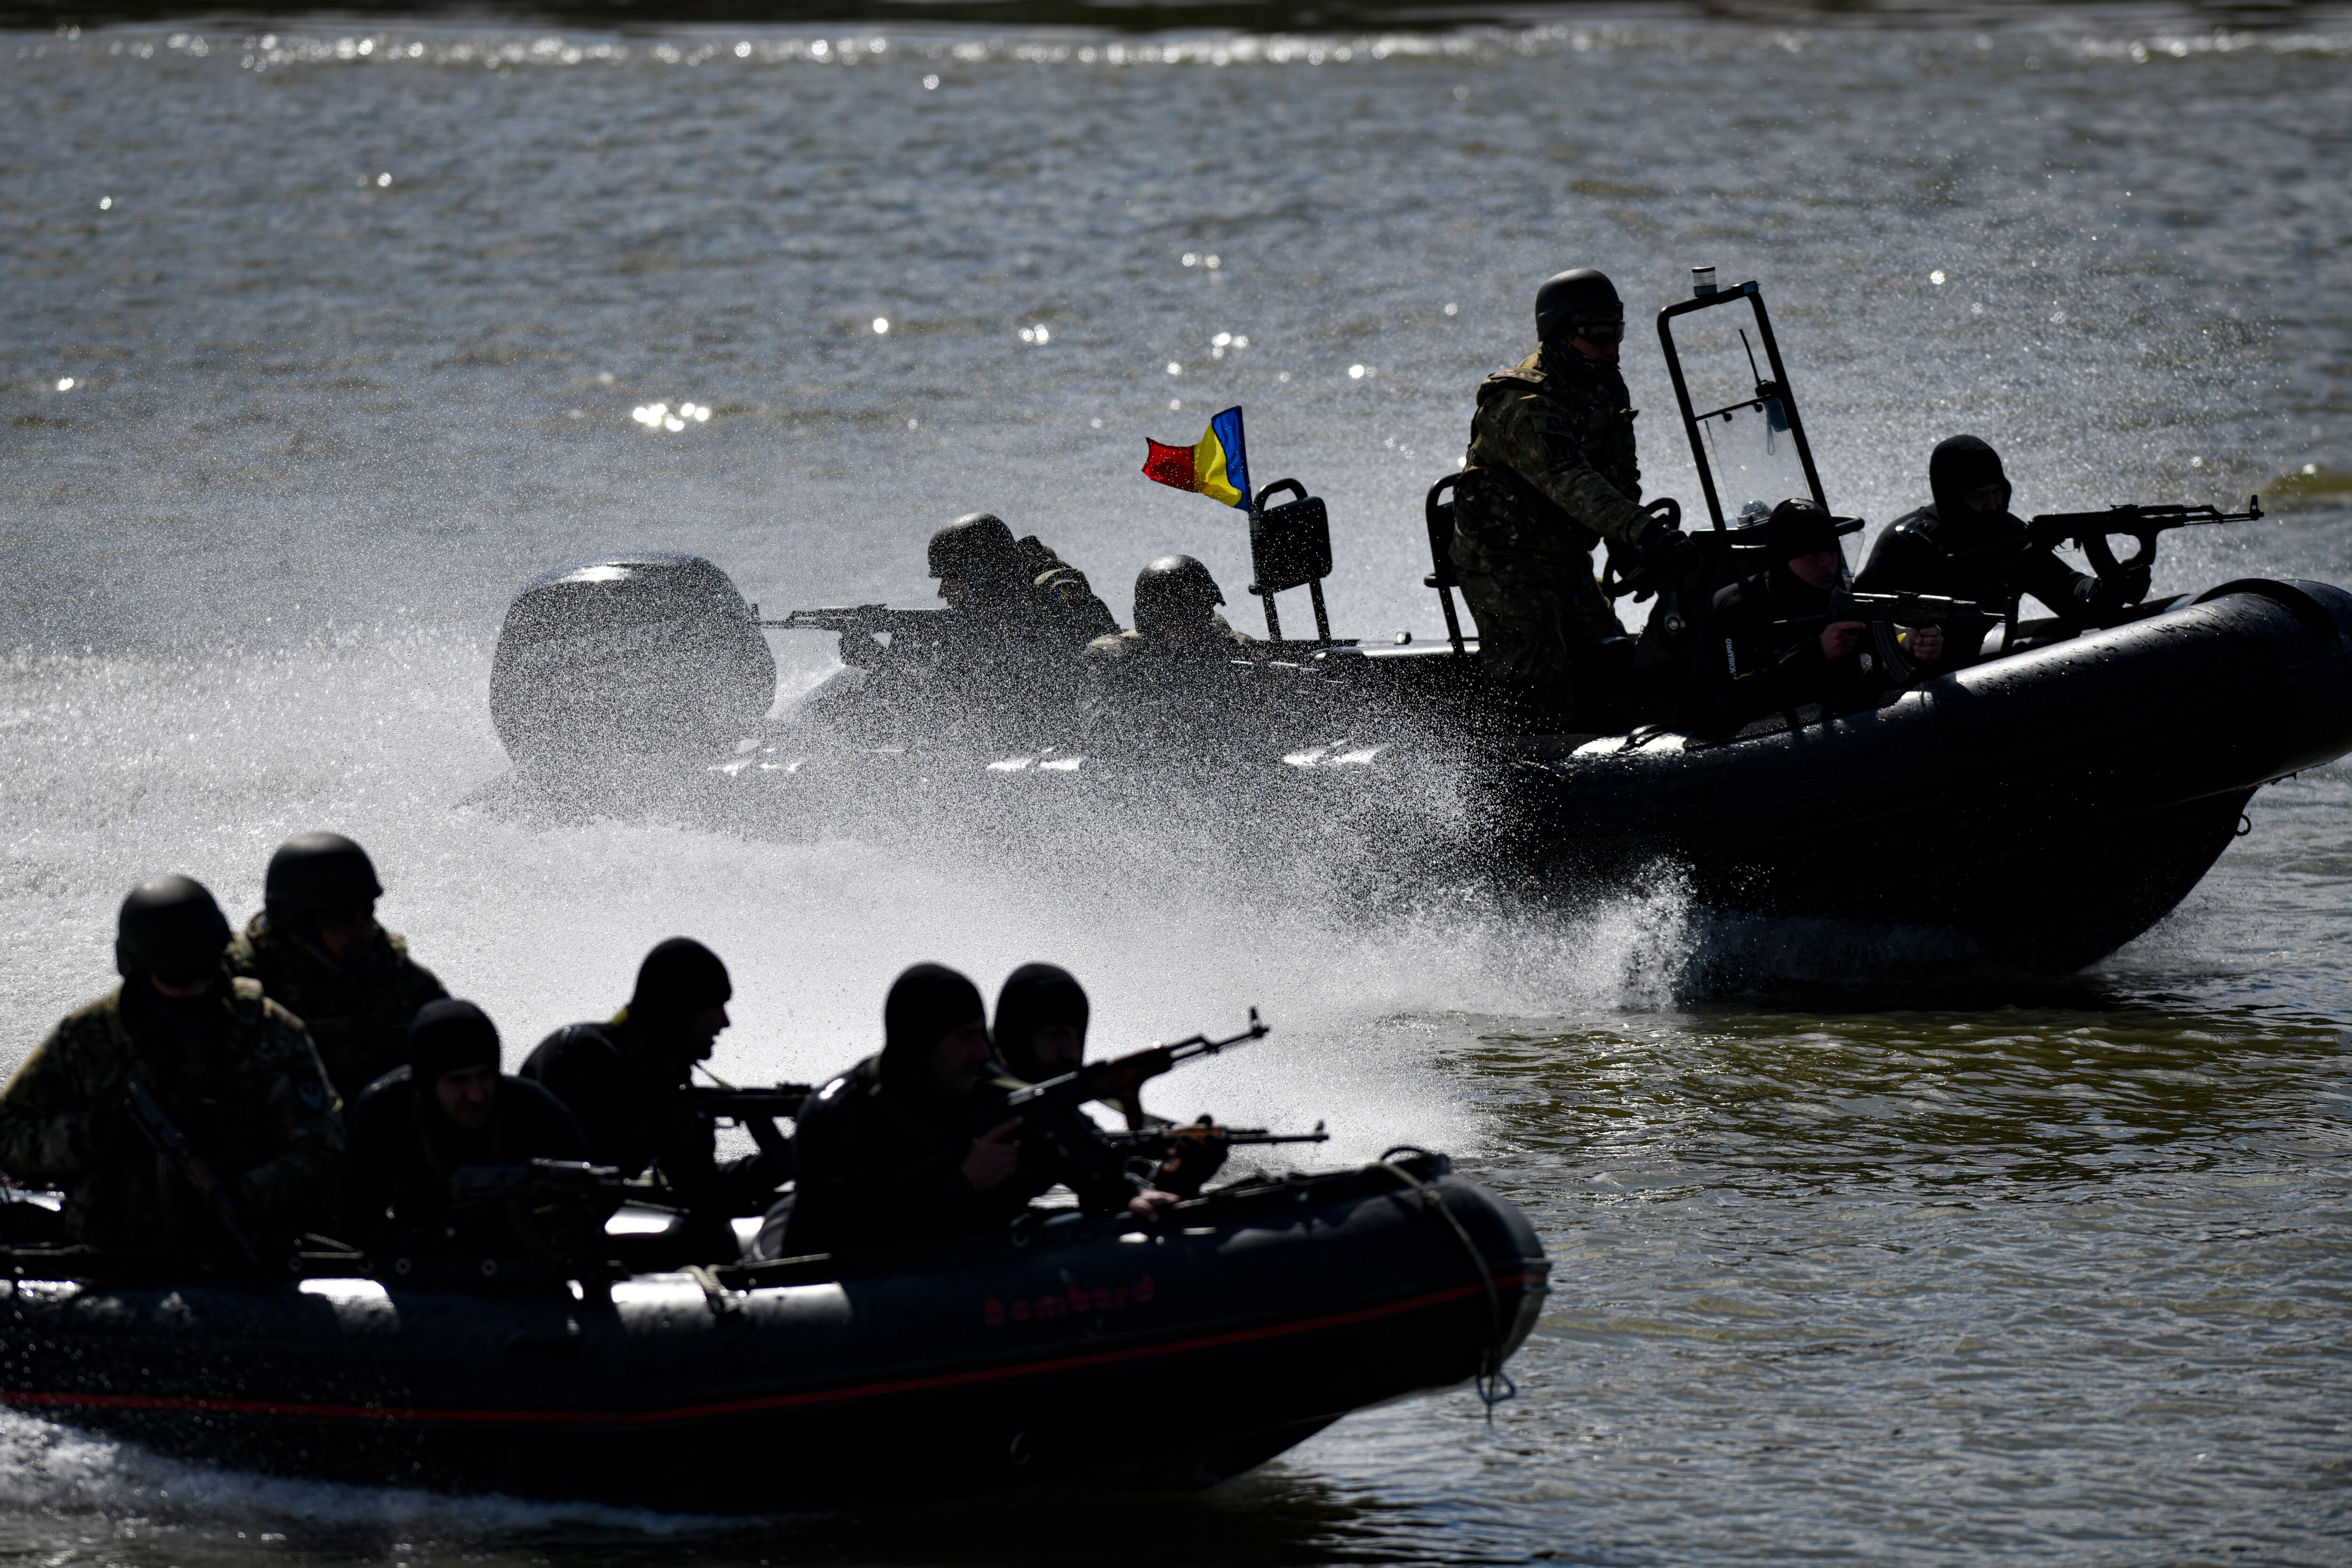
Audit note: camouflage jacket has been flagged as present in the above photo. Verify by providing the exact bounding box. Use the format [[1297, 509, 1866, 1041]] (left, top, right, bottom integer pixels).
[[227, 914, 446, 1101], [1007, 535, 1120, 650], [0, 980, 344, 1256], [1456, 346, 1647, 572], [1080, 615, 1255, 670]]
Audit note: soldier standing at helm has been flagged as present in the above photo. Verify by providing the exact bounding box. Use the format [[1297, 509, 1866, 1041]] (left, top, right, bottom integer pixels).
[[1453, 268, 1684, 732], [229, 832, 447, 1104], [0, 874, 343, 1261]]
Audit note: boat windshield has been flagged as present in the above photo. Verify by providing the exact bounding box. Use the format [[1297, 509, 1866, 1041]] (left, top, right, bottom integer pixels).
[[1658, 284, 1825, 530]]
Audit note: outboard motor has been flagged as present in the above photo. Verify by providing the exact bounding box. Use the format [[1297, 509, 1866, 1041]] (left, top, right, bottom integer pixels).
[[490, 554, 776, 767]]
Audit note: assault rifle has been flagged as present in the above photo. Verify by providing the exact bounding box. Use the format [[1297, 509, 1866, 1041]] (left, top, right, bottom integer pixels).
[[761, 605, 951, 670], [124, 1078, 259, 1264], [446, 1160, 640, 1274], [2017, 497, 2265, 581], [1099, 1118, 1329, 1155], [1772, 588, 1995, 632], [680, 1080, 814, 1165], [974, 1008, 1271, 1135], [1944, 497, 2265, 596], [447, 1159, 631, 1208]]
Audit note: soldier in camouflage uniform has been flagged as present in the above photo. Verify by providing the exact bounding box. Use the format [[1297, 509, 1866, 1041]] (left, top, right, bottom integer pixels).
[[866, 511, 1120, 739], [1079, 554, 1266, 744], [1081, 554, 1255, 670], [1454, 267, 1679, 731], [0, 875, 343, 1262], [930, 512, 1120, 652], [227, 832, 446, 1102]]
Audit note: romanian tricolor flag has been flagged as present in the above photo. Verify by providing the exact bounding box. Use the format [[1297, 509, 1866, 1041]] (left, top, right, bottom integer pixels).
[[1142, 405, 1252, 510]]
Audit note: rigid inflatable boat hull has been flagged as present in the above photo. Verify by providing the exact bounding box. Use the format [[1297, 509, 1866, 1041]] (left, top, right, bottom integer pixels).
[[481, 573, 2352, 974], [1492, 579, 2352, 968], [0, 1162, 1543, 1512]]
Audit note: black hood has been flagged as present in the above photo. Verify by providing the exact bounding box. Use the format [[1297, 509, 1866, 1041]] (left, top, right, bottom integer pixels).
[[410, 998, 501, 1085], [1929, 435, 2011, 525], [626, 938, 731, 1046], [880, 963, 987, 1101], [993, 964, 1089, 1083]]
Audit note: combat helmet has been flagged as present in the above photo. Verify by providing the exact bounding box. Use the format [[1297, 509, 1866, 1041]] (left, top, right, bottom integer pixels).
[[1133, 554, 1225, 636], [927, 513, 1023, 586], [115, 874, 233, 978], [1535, 268, 1624, 347], [264, 832, 384, 916]]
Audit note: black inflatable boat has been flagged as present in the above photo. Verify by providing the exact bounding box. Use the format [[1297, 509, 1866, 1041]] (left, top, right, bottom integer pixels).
[[478, 279, 2352, 972], [0, 1153, 1543, 1511]]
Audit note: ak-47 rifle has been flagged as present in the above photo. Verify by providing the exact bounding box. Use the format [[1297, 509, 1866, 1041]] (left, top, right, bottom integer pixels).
[[447, 1159, 632, 1208], [1772, 588, 1996, 632], [973, 1008, 1271, 1136], [1099, 1118, 1329, 1155], [761, 605, 951, 670], [2017, 497, 2265, 582], [1942, 497, 2266, 629], [679, 1080, 814, 1166], [446, 1159, 639, 1272], [124, 1078, 259, 1265]]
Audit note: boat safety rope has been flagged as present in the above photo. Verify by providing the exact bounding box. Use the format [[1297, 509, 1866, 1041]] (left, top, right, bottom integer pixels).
[[1373, 1148, 1517, 1418]]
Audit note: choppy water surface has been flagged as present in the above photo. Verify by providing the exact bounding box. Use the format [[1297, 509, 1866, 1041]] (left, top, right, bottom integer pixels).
[[4, 6, 2352, 1563]]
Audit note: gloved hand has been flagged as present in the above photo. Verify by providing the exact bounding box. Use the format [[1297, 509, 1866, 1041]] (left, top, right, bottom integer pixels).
[[2086, 563, 2152, 612], [1639, 518, 1700, 582]]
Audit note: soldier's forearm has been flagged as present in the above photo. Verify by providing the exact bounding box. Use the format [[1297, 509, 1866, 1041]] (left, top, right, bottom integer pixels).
[[1537, 467, 1649, 546]]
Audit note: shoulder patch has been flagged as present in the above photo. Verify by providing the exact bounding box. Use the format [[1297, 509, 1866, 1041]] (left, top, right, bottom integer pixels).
[[297, 1077, 328, 1111]]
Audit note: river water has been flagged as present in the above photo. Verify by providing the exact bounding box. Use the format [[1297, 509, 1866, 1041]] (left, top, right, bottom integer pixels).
[[4, 5, 2352, 1563]]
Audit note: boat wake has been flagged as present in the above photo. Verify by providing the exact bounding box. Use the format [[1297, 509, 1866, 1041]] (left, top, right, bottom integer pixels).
[[0, 1408, 746, 1539]]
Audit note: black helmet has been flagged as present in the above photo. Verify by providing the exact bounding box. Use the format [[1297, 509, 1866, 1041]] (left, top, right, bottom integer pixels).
[[927, 513, 1022, 585], [1535, 268, 1624, 346], [263, 832, 384, 916], [1133, 554, 1225, 636], [116, 874, 232, 978]]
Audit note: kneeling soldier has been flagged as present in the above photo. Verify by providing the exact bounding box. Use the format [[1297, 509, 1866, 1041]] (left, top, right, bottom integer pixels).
[[337, 999, 587, 1258]]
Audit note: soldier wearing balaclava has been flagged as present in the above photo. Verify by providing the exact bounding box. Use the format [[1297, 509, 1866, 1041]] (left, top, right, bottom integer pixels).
[[1857, 434, 2148, 666]]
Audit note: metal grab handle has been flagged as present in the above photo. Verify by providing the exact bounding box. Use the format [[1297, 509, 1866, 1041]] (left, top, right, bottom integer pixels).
[[1425, 475, 1467, 655]]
